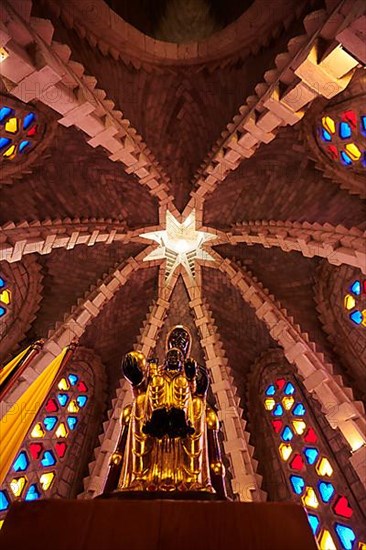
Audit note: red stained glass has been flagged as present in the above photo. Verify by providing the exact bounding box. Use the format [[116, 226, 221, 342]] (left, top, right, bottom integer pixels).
[[45, 398, 58, 413], [327, 145, 338, 160], [289, 454, 304, 471], [276, 378, 286, 390], [333, 495, 353, 518], [363, 280, 366, 295], [26, 125, 37, 137], [303, 427, 318, 443], [29, 443, 43, 460], [342, 110, 357, 128], [77, 381, 87, 392], [272, 420, 283, 433], [55, 442, 67, 458]]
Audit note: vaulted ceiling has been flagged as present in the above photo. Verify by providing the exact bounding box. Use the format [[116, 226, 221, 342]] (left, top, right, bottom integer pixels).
[[1, 0, 365, 415]]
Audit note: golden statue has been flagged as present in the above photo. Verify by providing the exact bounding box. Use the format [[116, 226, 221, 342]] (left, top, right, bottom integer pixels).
[[104, 326, 226, 498]]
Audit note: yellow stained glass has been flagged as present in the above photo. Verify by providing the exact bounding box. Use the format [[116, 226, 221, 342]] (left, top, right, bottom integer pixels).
[[319, 529, 336, 550], [344, 294, 356, 310], [10, 476, 26, 497], [345, 143, 361, 161], [31, 422, 45, 438], [362, 310, 366, 327], [5, 117, 18, 133], [67, 400, 79, 413], [3, 144, 15, 158], [58, 377, 69, 391], [282, 396, 294, 411], [55, 422, 68, 438], [0, 520, 4, 530], [316, 457, 333, 477], [0, 289, 11, 305], [40, 472, 55, 491], [279, 443, 292, 461], [302, 486, 319, 509], [359, 542, 366, 550], [264, 398, 275, 411], [292, 420, 306, 435], [322, 116, 335, 134]]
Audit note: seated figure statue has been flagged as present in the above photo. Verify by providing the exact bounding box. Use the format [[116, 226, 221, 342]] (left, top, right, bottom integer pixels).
[[104, 325, 226, 498]]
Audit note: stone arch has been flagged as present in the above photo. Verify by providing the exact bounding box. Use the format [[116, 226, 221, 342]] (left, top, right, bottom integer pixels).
[[246, 349, 366, 547], [0, 346, 106, 519], [0, 256, 43, 362]]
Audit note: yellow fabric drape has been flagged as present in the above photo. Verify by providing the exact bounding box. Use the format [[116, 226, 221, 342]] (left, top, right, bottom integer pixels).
[[0, 346, 31, 387], [0, 348, 67, 487]]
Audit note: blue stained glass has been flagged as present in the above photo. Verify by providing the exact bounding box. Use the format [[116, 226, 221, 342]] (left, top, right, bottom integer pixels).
[[0, 277, 5, 288], [19, 140, 30, 153], [363, 152, 366, 168], [43, 416, 57, 431], [57, 393, 69, 406], [272, 404, 283, 417], [0, 106, 12, 123], [13, 451, 29, 472], [0, 490, 10, 511], [317, 481, 334, 503], [340, 151, 352, 166], [68, 374, 78, 386], [0, 307, 6, 318], [0, 137, 11, 150], [67, 416, 78, 430], [350, 310, 363, 325], [23, 112, 35, 130], [307, 514, 320, 536], [304, 447, 319, 465], [350, 280, 361, 296], [284, 382, 295, 395], [321, 128, 332, 142], [361, 116, 366, 136], [289, 475, 305, 495], [24, 484, 40, 501], [41, 450, 56, 467], [265, 384, 276, 396], [335, 524, 356, 550], [281, 426, 293, 442], [339, 121, 352, 139], [76, 395, 88, 408], [292, 403, 306, 416]]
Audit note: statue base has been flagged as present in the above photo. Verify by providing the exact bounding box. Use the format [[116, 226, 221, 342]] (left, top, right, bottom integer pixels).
[[0, 498, 317, 550], [99, 490, 223, 501]]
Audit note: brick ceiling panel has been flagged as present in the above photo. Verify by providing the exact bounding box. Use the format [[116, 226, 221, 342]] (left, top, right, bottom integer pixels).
[[44, 16, 304, 210], [0, 126, 159, 226], [215, 244, 342, 369], [203, 126, 366, 229], [202, 266, 276, 400], [155, 276, 206, 365], [80, 266, 159, 397], [28, 242, 145, 340]]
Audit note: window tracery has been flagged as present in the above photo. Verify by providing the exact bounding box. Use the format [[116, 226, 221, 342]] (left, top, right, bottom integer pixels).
[[317, 106, 366, 171], [0, 274, 11, 319], [0, 104, 41, 161], [343, 278, 366, 328], [0, 365, 92, 525], [259, 364, 366, 550]]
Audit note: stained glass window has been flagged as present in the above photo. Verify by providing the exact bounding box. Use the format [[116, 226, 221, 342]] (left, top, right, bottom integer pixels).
[[343, 279, 366, 328], [0, 369, 90, 523], [0, 275, 11, 318], [262, 375, 366, 549], [317, 109, 366, 170], [0, 103, 39, 161]]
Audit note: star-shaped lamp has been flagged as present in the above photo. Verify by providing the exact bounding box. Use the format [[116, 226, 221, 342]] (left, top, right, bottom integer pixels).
[[140, 211, 216, 282]]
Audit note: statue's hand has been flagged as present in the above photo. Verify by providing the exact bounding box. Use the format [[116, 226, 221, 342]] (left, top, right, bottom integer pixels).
[[122, 351, 145, 386], [184, 357, 197, 380]]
